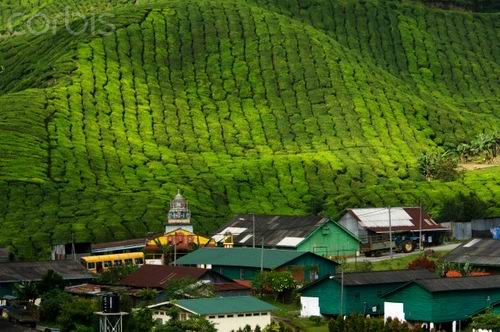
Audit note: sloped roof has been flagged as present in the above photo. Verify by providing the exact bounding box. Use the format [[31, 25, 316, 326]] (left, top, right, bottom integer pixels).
[[383, 275, 500, 297], [212, 215, 328, 248], [91, 236, 154, 253], [443, 239, 500, 267], [0, 260, 93, 283], [347, 208, 447, 233], [176, 247, 337, 269], [120, 265, 212, 288], [300, 269, 435, 292], [416, 275, 500, 292], [175, 296, 276, 315]]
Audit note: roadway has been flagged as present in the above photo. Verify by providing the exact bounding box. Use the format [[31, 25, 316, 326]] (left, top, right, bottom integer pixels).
[[345, 242, 461, 263], [0, 319, 38, 332]]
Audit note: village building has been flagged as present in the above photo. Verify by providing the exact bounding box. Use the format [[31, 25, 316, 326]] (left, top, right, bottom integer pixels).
[[338, 208, 448, 254], [175, 247, 337, 282], [299, 269, 436, 317], [443, 217, 500, 240], [0, 261, 93, 299], [119, 264, 250, 299], [442, 238, 500, 273], [212, 215, 360, 257], [147, 296, 275, 332], [144, 190, 214, 264], [382, 275, 500, 329]]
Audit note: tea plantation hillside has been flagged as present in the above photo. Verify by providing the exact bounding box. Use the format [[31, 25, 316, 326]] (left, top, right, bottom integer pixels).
[[0, 0, 499, 258]]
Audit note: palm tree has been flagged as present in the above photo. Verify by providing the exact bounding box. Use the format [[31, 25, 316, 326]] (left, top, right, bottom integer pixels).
[[14, 281, 39, 302]]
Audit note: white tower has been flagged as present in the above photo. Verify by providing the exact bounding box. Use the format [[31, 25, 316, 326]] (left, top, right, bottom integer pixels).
[[165, 190, 193, 233]]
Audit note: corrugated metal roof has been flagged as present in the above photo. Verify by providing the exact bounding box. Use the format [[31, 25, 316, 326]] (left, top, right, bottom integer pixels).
[[212, 215, 327, 248], [415, 275, 500, 292], [91, 237, 152, 253], [299, 269, 436, 292], [347, 208, 448, 233], [443, 239, 500, 267], [340, 269, 436, 286], [175, 296, 276, 315], [0, 260, 93, 283], [120, 265, 212, 288], [176, 247, 336, 269]]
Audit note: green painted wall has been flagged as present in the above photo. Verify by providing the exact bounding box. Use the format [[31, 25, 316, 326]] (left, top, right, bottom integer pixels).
[[297, 221, 359, 257], [212, 253, 336, 282], [386, 284, 500, 323], [212, 266, 260, 280], [302, 279, 403, 315], [285, 254, 336, 282]]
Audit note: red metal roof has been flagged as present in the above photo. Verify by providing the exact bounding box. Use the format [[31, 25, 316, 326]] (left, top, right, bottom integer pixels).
[[213, 282, 250, 292], [120, 265, 210, 288], [348, 207, 448, 233]]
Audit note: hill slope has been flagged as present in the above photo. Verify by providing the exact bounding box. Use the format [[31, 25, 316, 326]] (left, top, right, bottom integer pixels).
[[0, 0, 499, 258]]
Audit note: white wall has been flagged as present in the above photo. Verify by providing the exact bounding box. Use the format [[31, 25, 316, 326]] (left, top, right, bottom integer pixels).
[[300, 296, 320, 317], [207, 312, 271, 332], [339, 214, 360, 238], [152, 309, 272, 332], [384, 302, 405, 322]]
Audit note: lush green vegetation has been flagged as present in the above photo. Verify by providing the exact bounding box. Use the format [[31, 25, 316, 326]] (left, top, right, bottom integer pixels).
[[0, 0, 499, 259]]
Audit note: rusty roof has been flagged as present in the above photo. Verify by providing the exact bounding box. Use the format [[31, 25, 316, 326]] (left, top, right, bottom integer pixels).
[[120, 265, 213, 288]]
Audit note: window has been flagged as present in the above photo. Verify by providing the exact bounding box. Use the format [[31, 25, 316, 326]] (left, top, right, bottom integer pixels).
[[245, 313, 252, 317], [104, 261, 112, 267], [217, 315, 224, 318], [237, 314, 244, 317], [322, 226, 330, 235], [226, 314, 233, 318], [124, 259, 133, 265], [135, 258, 144, 265], [87, 262, 95, 269], [208, 315, 216, 319], [261, 312, 268, 316], [253, 313, 259, 316], [180, 313, 188, 321], [114, 260, 122, 266]]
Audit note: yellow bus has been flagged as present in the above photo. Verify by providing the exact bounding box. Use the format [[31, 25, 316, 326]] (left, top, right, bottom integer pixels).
[[80, 252, 144, 273]]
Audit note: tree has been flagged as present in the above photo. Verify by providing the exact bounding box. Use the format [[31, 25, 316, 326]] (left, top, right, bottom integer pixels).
[[39, 289, 72, 322], [57, 297, 97, 332], [418, 150, 458, 181], [136, 288, 158, 306], [126, 307, 156, 332], [252, 271, 297, 302], [14, 281, 39, 302], [163, 277, 214, 300], [471, 311, 500, 330], [95, 265, 137, 285], [438, 192, 488, 223], [38, 269, 65, 295]]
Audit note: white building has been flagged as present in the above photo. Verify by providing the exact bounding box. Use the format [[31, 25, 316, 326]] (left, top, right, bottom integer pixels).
[[148, 296, 275, 332]]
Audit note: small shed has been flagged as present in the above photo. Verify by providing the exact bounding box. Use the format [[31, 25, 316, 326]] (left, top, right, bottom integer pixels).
[[120, 265, 250, 297], [442, 238, 500, 272], [175, 247, 338, 282], [299, 269, 435, 317], [383, 275, 500, 325], [212, 215, 360, 257], [148, 296, 275, 332]]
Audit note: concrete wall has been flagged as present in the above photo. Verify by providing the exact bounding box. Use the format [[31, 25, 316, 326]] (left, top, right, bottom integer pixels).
[[207, 312, 271, 332]]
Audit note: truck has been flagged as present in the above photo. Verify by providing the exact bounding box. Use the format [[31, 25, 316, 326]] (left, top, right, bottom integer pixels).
[[361, 234, 418, 257]]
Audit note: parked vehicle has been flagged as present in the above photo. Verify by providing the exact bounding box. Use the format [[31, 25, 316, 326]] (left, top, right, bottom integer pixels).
[[361, 234, 417, 256], [4, 302, 38, 328]]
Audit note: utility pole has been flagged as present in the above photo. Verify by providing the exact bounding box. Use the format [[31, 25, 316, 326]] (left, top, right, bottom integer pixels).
[[388, 207, 393, 258], [260, 238, 264, 272], [419, 204, 423, 251], [173, 240, 177, 266], [253, 214, 256, 248], [340, 267, 344, 316], [71, 233, 76, 261]]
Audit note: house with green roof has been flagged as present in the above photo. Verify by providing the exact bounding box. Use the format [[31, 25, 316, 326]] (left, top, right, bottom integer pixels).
[[175, 247, 338, 282], [148, 296, 275, 332], [382, 275, 500, 329]]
